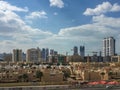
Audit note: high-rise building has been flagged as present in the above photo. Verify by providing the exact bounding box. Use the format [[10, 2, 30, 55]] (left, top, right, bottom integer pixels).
[[46, 48, 49, 62], [12, 49, 22, 62], [73, 46, 78, 55], [41, 48, 46, 61], [103, 37, 115, 57], [41, 48, 50, 62], [26, 48, 41, 62], [50, 49, 54, 56], [80, 46, 85, 57]]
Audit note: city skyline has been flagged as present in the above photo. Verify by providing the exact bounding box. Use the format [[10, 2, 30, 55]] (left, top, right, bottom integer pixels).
[[0, 0, 120, 55]]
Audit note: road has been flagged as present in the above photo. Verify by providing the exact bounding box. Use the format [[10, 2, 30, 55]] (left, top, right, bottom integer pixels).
[[0, 85, 120, 90]]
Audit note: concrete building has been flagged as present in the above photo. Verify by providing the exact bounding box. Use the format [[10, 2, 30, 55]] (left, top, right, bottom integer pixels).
[[103, 37, 115, 57], [73, 46, 78, 55], [111, 55, 120, 62], [26, 48, 41, 62], [3, 53, 12, 62], [12, 49, 22, 62], [81, 70, 101, 81], [41, 48, 46, 62], [80, 46, 85, 58], [41, 69, 63, 82]]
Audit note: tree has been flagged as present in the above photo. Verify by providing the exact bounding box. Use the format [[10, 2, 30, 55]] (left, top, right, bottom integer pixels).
[[17, 74, 29, 82], [108, 71, 113, 79], [18, 75, 22, 82], [22, 73, 28, 82], [100, 72, 105, 80], [62, 70, 70, 81], [36, 70, 43, 81]]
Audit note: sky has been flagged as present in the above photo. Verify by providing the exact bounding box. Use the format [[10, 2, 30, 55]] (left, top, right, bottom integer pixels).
[[0, 0, 120, 55]]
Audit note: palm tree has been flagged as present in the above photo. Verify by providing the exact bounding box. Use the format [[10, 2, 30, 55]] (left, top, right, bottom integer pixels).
[[100, 72, 105, 80], [36, 70, 43, 81]]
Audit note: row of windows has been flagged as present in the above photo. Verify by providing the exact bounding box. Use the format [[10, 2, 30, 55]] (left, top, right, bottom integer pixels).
[[0, 75, 13, 79]]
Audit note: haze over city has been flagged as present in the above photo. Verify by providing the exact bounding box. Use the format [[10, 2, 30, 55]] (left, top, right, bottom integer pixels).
[[0, 0, 120, 55]]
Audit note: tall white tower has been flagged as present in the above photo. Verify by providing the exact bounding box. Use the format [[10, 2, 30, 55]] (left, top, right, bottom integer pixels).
[[103, 37, 115, 57]]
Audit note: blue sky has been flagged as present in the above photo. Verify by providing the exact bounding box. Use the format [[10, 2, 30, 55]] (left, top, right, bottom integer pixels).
[[0, 0, 120, 55]]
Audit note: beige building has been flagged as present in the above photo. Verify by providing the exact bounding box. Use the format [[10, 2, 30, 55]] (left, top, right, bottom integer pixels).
[[26, 48, 41, 62], [111, 55, 120, 62], [12, 49, 22, 62], [81, 70, 101, 81], [0, 71, 19, 82], [41, 69, 63, 82]]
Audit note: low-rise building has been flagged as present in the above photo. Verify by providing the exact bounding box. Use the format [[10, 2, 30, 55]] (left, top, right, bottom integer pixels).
[[81, 70, 101, 81], [42, 68, 63, 82], [111, 55, 120, 62]]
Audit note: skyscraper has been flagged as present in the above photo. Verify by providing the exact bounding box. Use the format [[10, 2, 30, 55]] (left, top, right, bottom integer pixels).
[[73, 46, 78, 55], [12, 49, 22, 62], [41, 48, 46, 61], [45, 48, 49, 62], [80, 46, 85, 57], [103, 37, 115, 57]]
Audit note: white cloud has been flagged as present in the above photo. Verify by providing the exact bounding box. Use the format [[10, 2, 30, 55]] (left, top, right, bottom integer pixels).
[[92, 15, 120, 29], [111, 3, 120, 11], [0, 0, 120, 55], [59, 15, 120, 39], [58, 15, 120, 54], [49, 0, 64, 8], [25, 11, 47, 19], [0, 1, 28, 12], [0, 1, 53, 53], [83, 2, 120, 16]]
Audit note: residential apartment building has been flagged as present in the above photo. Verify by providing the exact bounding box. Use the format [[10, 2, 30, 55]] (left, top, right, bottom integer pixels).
[[103, 37, 115, 57], [26, 48, 41, 62], [12, 49, 22, 62]]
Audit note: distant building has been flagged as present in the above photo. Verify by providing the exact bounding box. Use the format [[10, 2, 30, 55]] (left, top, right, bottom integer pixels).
[[80, 46, 85, 57], [49, 50, 58, 63], [58, 55, 67, 64], [46, 48, 49, 62], [50, 49, 54, 56], [73, 46, 78, 55], [3, 53, 12, 62], [111, 55, 120, 62], [54, 51, 58, 56], [103, 37, 115, 57], [12, 49, 22, 62], [22, 53, 26, 61], [26, 48, 41, 62], [41, 48, 53, 62]]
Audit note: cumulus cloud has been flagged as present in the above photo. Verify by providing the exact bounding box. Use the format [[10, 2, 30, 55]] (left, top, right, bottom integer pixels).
[[83, 2, 120, 16], [58, 15, 120, 53], [92, 15, 120, 29], [0, 1, 53, 52], [0, 0, 28, 12], [0, 0, 120, 55], [49, 0, 64, 8], [59, 15, 120, 38], [25, 11, 47, 19]]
